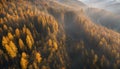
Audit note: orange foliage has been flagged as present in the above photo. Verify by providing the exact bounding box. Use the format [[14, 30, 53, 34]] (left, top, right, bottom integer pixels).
[[15, 28, 20, 37], [20, 52, 28, 69], [3, 24, 8, 30], [48, 39, 52, 47], [26, 35, 34, 49], [35, 52, 42, 63], [8, 32, 14, 40], [52, 41, 58, 51], [19, 38, 24, 50], [4, 41, 17, 58], [2, 36, 8, 46]]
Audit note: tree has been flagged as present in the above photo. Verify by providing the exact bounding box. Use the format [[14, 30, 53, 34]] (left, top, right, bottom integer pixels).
[[22, 25, 26, 34], [4, 41, 17, 58], [3, 24, 8, 30], [98, 37, 107, 47], [48, 39, 52, 47], [52, 41, 58, 51], [100, 55, 105, 67], [8, 32, 13, 40], [15, 28, 20, 37], [93, 54, 98, 64], [2, 37, 17, 58], [9, 41, 18, 58], [26, 28, 31, 35], [19, 38, 24, 50], [20, 52, 28, 69], [26, 35, 33, 49], [4, 44, 15, 58], [25, 28, 34, 49], [35, 52, 42, 63], [2, 36, 8, 46]]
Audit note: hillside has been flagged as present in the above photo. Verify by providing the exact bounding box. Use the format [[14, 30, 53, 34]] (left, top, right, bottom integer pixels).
[[0, 0, 120, 69]]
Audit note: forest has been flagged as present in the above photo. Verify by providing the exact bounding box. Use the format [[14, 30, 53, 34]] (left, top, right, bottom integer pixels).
[[0, 0, 120, 69]]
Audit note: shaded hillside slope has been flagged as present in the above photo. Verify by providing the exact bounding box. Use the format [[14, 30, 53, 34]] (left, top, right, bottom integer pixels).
[[41, 0, 120, 68], [0, 0, 120, 69]]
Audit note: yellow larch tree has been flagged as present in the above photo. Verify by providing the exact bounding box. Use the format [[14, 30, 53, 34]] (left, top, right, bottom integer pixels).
[[19, 38, 25, 50], [20, 52, 28, 69], [35, 52, 42, 63], [48, 39, 52, 47], [8, 32, 14, 40], [4, 44, 16, 58], [9, 41, 18, 58], [26, 35, 34, 49], [4, 40, 18, 58], [15, 28, 20, 37], [93, 54, 98, 64], [3, 24, 8, 30], [2, 36, 8, 46], [52, 41, 58, 51]]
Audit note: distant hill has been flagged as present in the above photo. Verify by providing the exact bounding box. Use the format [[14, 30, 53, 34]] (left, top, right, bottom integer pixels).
[[57, 0, 86, 8], [85, 7, 120, 33], [80, 0, 120, 14]]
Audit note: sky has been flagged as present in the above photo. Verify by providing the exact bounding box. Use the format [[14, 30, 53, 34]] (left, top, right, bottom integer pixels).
[[78, 0, 120, 3]]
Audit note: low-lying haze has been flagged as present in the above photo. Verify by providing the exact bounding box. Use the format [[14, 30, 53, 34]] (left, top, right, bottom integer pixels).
[[78, 0, 120, 14]]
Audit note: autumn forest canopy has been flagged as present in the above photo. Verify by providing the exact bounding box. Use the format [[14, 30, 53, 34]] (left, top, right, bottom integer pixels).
[[0, 0, 120, 69]]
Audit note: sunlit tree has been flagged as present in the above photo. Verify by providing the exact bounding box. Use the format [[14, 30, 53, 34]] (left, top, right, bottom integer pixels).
[[4, 41, 17, 58], [52, 41, 58, 51], [48, 39, 52, 47], [9, 41, 17, 58], [26, 35, 33, 49], [3, 24, 8, 30], [8, 32, 14, 40], [20, 52, 28, 69], [93, 54, 98, 64], [2, 36, 8, 46], [4, 44, 16, 58], [15, 28, 20, 37], [19, 38, 24, 50], [35, 52, 42, 63]]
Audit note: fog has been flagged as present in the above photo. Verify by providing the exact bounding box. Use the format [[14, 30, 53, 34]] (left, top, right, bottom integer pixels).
[[78, 0, 120, 14], [73, 0, 120, 33], [57, 0, 120, 33]]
